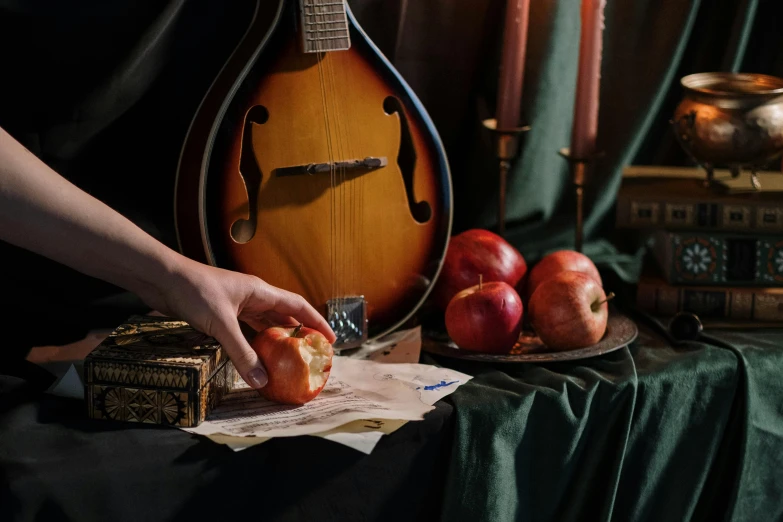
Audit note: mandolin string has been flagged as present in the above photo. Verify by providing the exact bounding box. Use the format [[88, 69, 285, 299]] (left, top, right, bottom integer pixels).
[[345, 29, 361, 303], [317, 52, 332, 305], [332, 59, 344, 304], [329, 2, 354, 300], [337, 57, 347, 303], [338, 2, 347, 306], [357, 50, 362, 301], [343, 24, 355, 301], [322, 26, 339, 303], [314, 27, 335, 307], [318, 0, 338, 305], [325, 28, 348, 300], [328, 3, 358, 302], [329, 52, 351, 296], [330, 34, 356, 300], [342, 39, 355, 301], [340, 3, 356, 307], [350, 14, 359, 303], [323, 1, 342, 308], [325, 24, 347, 304]]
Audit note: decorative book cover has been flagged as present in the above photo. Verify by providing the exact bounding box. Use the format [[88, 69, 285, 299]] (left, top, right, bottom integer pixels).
[[636, 273, 783, 321], [84, 315, 234, 427], [616, 166, 783, 232], [652, 230, 783, 286]]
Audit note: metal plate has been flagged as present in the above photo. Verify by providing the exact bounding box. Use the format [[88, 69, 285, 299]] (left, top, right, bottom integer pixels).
[[421, 311, 638, 363]]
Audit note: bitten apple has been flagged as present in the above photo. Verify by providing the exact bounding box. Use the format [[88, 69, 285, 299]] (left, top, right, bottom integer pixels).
[[528, 271, 611, 350], [250, 324, 334, 405], [445, 277, 523, 353], [432, 229, 527, 310], [525, 250, 602, 301]]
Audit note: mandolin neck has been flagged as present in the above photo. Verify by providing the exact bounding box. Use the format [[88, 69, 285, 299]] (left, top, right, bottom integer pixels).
[[299, 0, 351, 53]]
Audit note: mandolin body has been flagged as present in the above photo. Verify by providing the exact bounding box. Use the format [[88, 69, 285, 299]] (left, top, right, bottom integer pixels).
[[174, 0, 452, 345]]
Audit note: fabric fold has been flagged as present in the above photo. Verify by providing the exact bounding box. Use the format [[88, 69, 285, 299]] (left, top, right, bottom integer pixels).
[[434, 310, 783, 522]]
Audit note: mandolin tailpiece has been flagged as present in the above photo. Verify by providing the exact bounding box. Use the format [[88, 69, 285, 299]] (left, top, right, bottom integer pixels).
[[327, 296, 367, 351]]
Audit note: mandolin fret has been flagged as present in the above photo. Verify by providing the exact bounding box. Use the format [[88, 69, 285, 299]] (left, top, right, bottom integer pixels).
[[299, 0, 350, 53]]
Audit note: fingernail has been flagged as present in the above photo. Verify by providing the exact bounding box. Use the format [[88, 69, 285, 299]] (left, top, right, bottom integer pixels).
[[247, 367, 268, 388]]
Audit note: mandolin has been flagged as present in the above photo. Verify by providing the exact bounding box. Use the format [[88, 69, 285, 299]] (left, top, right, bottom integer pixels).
[[174, 0, 452, 349]]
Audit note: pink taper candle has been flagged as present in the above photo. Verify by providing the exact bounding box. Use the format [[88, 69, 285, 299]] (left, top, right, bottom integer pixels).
[[570, 0, 606, 159], [495, 0, 531, 131]]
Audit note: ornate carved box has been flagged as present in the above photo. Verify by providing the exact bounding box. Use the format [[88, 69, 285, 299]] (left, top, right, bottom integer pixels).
[[84, 315, 234, 427]]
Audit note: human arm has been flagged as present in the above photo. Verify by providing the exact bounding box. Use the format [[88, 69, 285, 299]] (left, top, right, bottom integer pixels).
[[0, 125, 336, 388]]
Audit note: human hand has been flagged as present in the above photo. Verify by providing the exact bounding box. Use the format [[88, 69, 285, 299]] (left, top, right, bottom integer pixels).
[[135, 256, 336, 389], [0, 124, 334, 384]]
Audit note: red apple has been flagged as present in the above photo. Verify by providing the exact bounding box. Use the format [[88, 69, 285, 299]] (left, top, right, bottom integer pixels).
[[433, 229, 527, 310], [250, 324, 334, 405], [525, 250, 602, 301], [528, 271, 610, 351], [445, 278, 523, 353]]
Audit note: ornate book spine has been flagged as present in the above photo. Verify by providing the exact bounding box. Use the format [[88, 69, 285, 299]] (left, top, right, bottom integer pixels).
[[617, 195, 783, 232], [652, 231, 783, 286], [615, 166, 783, 232], [637, 278, 783, 321]]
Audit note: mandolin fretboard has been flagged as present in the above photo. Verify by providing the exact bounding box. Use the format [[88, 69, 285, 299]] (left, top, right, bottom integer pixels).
[[299, 0, 351, 53]]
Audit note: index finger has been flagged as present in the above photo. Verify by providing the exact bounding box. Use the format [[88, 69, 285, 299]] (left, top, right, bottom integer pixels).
[[264, 287, 337, 344]]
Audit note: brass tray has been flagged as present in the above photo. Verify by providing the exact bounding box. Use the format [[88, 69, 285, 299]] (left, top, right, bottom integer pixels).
[[422, 311, 638, 363]]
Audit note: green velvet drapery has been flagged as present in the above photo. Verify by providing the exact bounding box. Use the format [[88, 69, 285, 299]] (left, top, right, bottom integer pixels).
[[352, 0, 783, 262], [425, 311, 783, 522]]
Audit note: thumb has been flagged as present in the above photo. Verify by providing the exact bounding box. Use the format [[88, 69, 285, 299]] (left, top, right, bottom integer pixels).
[[213, 316, 268, 389]]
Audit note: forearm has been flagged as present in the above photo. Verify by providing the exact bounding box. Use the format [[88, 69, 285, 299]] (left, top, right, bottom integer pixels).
[[0, 126, 337, 388], [0, 126, 181, 297]]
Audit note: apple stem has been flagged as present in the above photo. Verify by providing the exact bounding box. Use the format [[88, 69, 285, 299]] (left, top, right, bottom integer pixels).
[[292, 323, 303, 337], [479, 274, 483, 290], [592, 292, 616, 311]]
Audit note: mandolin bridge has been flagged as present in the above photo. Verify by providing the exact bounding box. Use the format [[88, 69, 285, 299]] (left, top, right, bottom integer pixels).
[[274, 157, 387, 177], [327, 296, 367, 350]]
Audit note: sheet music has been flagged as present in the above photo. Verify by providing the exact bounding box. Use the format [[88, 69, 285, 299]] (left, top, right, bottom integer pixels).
[[182, 356, 471, 439]]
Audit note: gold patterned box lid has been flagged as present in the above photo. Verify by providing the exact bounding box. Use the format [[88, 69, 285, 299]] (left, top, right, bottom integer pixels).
[[84, 315, 227, 392]]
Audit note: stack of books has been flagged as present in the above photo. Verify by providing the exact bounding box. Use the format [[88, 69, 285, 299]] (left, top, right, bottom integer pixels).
[[616, 165, 783, 323]]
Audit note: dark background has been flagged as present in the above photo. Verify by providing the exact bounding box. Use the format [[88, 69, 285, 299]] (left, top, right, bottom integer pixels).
[[1, 0, 782, 350], [3, 4, 783, 521]]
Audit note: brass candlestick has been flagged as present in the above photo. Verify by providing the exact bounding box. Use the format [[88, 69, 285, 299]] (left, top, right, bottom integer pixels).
[[483, 118, 530, 237], [559, 148, 603, 253]]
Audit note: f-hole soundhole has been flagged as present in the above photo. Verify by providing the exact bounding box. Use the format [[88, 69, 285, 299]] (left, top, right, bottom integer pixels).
[[231, 105, 269, 243], [383, 96, 431, 223]]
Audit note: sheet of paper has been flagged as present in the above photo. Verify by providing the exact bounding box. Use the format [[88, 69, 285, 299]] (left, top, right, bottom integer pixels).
[[48, 363, 84, 400], [41, 327, 472, 455], [203, 327, 426, 453], [183, 356, 471, 440], [347, 326, 422, 363], [206, 434, 270, 451], [43, 360, 407, 453], [206, 417, 410, 453], [211, 430, 386, 455], [318, 431, 385, 454]]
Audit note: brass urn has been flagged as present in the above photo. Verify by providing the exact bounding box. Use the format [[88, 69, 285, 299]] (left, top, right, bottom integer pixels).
[[672, 72, 783, 188]]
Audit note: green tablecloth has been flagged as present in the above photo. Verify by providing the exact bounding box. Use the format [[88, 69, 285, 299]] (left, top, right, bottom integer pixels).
[[430, 308, 783, 522]]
